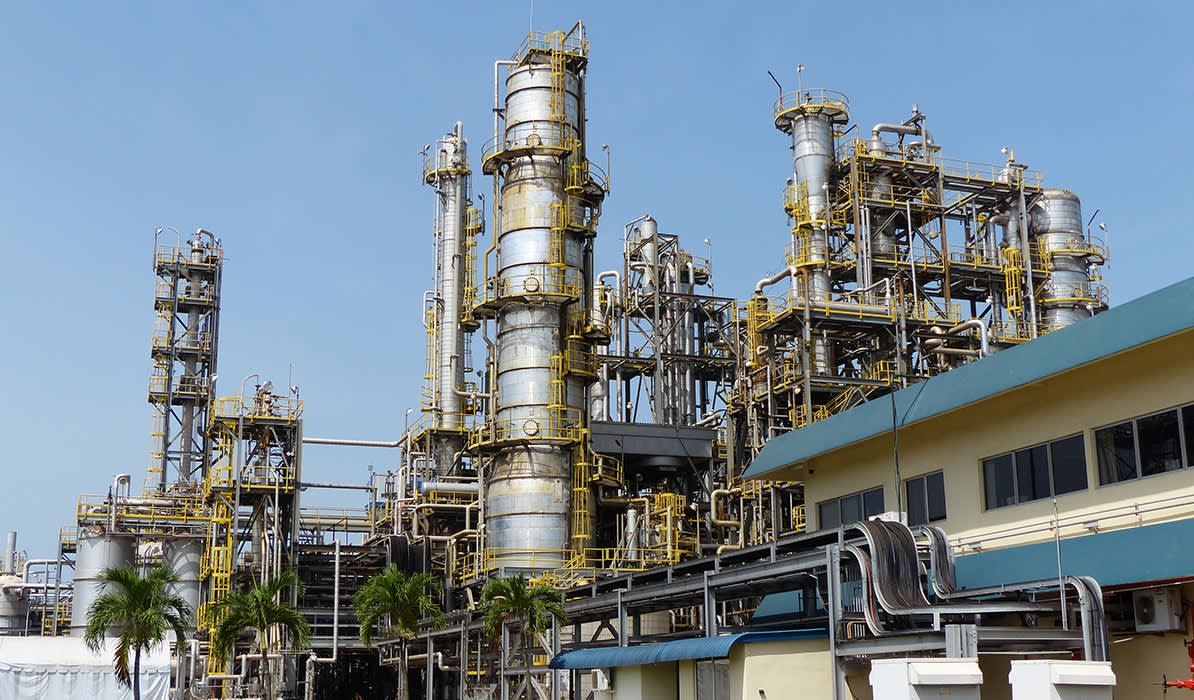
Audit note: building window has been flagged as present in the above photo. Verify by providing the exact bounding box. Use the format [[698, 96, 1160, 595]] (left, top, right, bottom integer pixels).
[[1097, 407, 1190, 484], [983, 434, 1088, 509], [905, 471, 946, 526], [818, 487, 884, 529]]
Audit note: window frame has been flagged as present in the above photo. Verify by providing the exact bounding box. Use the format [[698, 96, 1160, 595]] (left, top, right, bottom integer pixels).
[[982, 433, 1088, 510], [904, 471, 947, 527], [1094, 404, 1193, 487], [816, 486, 885, 530]]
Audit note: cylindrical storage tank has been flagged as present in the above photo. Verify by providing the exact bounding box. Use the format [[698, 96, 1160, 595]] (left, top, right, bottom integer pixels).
[[70, 531, 135, 636], [1031, 189, 1097, 329], [163, 539, 202, 629], [0, 578, 28, 635]]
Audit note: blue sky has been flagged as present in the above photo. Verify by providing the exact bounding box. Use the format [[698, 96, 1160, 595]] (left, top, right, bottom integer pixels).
[[1, 1, 1189, 557]]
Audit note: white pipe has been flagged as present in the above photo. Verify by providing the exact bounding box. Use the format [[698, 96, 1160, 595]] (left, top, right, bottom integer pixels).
[[924, 318, 991, 357], [754, 266, 797, 295], [492, 61, 516, 145], [302, 437, 402, 448], [418, 481, 479, 495], [870, 122, 935, 151]]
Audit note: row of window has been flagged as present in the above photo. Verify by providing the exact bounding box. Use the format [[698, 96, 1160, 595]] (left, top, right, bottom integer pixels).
[[816, 401, 1194, 528], [817, 472, 947, 529], [982, 434, 1087, 509], [1095, 405, 1194, 485]]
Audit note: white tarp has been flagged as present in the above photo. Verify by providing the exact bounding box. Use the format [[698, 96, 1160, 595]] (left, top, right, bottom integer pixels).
[[0, 636, 170, 700]]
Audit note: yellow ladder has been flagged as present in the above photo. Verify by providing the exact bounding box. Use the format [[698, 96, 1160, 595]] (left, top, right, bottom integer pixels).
[[548, 32, 566, 123], [549, 354, 566, 408], [1002, 247, 1024, 316], [549, 202, 567, 267]]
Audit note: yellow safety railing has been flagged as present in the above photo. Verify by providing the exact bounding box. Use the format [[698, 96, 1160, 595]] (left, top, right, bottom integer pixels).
[[791, 504, 807, 533], [77, 494, 208, 531], [783, 182, 849, 233], [147, 372, 211, 398], [212, 394, 303, 421], [773, 88, 849, 123], [154, 244, 223, 270], [510, 28, 589, 63], [479, 265, 584, 306], [866, 360, 899, 385], [468, 406, 584, 449], [153, 280, 218, 306]]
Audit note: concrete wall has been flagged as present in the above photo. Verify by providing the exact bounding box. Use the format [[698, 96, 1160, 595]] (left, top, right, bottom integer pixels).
[[729, 638, 833, 700], [611, 662, 677, 700], [791, 330, 1194, 549]]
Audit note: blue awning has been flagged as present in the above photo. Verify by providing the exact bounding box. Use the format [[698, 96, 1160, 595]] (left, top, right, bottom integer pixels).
[[547, 629, 826, 669]]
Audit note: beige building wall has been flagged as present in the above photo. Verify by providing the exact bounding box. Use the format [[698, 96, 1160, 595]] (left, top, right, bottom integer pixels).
[[729, 638, 832, 700], [609, 662, 677, 700], [779, 330, 1194, 549]]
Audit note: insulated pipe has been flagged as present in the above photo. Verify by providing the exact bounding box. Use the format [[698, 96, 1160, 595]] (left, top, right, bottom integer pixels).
[[923, 319, 991, 357], [754, 266, 797, 295], [870, 123, 935, 152], [418, 481, 480, 495], [302, 437, 402, 448]]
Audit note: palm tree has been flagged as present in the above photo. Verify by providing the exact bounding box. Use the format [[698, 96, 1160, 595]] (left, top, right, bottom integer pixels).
[[210, 570, 311, 700], [480, 575, 567, 700], [353, 566, 446, 700], [83, 564, 192, 700]]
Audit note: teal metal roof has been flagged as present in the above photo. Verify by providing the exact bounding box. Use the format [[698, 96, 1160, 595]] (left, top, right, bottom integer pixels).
[[547, 629, 825, 669], [743, 276, 1194, 480]]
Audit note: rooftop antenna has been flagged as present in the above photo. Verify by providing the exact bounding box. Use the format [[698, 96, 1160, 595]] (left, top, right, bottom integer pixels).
[[767, 70, 783, 98], [797, 64, 804, 97]]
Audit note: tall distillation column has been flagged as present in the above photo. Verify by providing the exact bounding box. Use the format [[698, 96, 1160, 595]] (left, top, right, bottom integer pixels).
[[423, 122, 475, 472], [479, 26, 604, 569], [146, 230, 222, 492], [775, 91, 849, 374]]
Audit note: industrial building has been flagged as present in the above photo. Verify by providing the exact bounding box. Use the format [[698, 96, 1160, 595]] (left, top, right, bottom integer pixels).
[[4, 19, 1186, 700]]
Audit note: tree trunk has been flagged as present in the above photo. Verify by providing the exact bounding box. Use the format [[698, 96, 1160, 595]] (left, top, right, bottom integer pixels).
[[261, 646, 272, 700], [522, 628, 533, 700], [398, 640, 408, 700], [133, 647, 141, 700]]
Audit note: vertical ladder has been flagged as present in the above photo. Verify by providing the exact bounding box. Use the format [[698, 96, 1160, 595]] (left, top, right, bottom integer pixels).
[[1002, 247, 1024, 317]]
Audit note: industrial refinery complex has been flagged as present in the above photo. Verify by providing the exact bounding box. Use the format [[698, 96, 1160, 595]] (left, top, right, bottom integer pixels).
[[4, 20, 1193, 700]]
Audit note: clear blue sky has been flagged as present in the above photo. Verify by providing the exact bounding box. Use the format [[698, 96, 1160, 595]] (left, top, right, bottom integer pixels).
[[1, 1, 1189, 558]]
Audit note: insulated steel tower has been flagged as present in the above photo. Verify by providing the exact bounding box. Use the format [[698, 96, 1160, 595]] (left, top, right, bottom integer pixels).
[[146, 229, 222, 492], [478, 24, 606, 569], [422, 122, 480, 474]]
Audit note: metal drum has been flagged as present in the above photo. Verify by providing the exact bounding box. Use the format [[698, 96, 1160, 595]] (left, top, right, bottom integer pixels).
[[0, 579, 28, 636], [70, 531, 135, 636], [163, 538, 202, 628]]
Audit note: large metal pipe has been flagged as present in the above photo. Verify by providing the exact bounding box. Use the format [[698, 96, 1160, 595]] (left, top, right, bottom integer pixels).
[[301, 437, 401, 448]]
